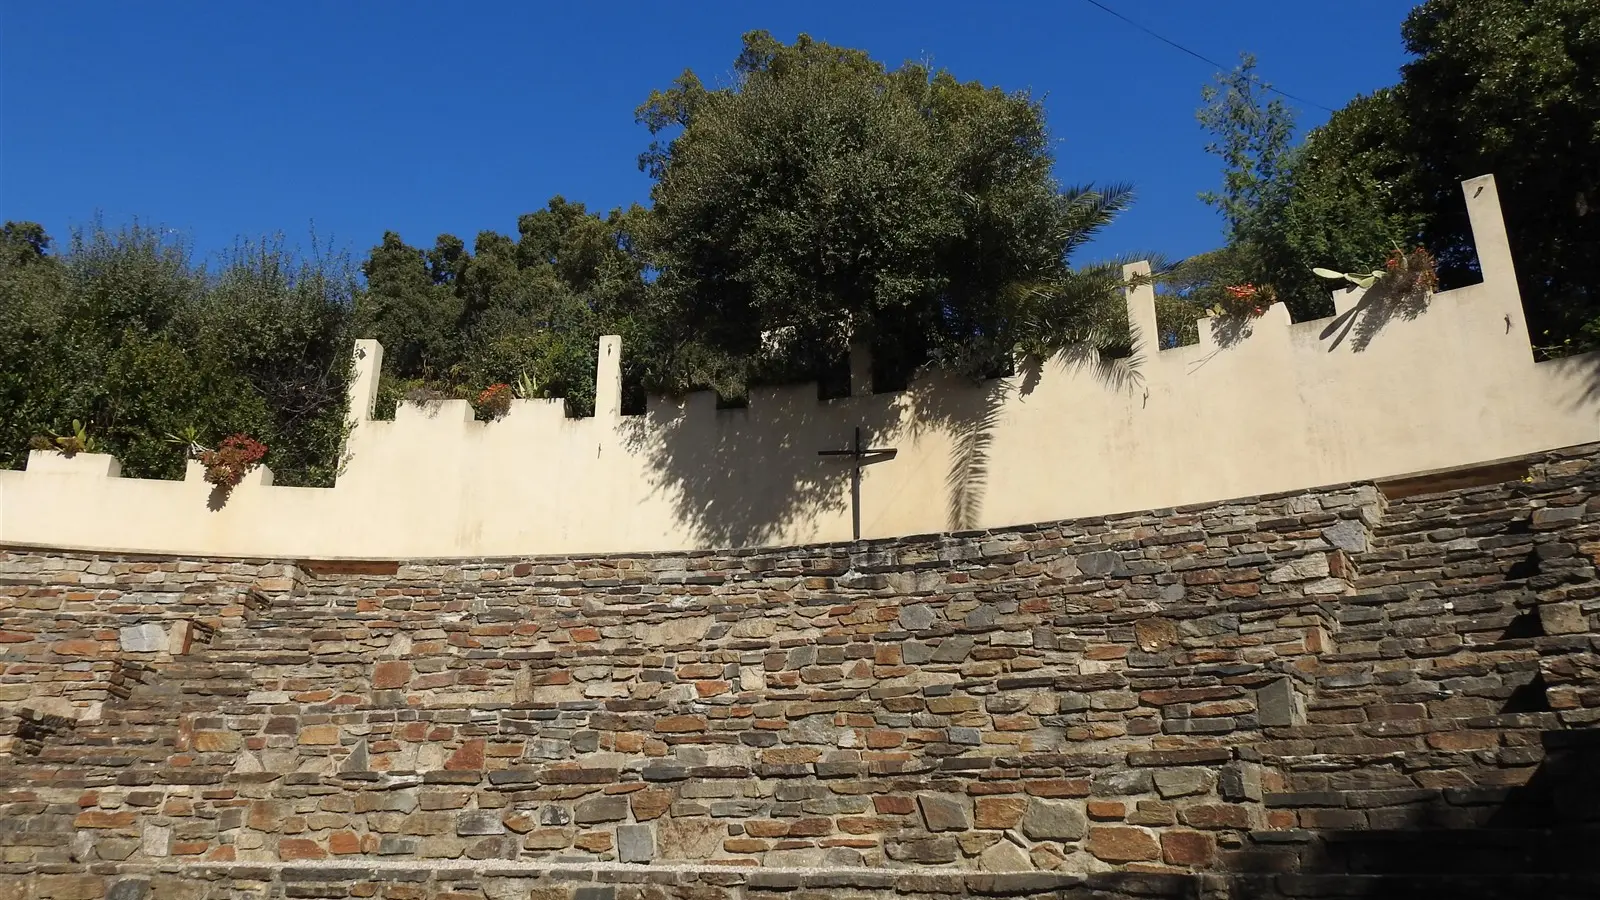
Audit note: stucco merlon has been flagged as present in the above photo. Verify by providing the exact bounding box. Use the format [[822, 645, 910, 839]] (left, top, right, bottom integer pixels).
[[1122, 259, 1158, 356], [349, 338, 384, 424], [596, 335, 623, 420]]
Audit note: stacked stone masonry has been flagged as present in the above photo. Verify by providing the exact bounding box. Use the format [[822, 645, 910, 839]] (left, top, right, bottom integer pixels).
[[2, 445, 1599, 899]]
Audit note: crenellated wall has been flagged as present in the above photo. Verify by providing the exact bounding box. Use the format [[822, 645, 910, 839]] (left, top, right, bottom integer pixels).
[[1, 174, 1597, 560]]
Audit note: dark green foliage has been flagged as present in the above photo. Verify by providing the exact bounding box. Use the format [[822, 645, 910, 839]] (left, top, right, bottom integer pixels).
[[1191, 2, 1599, 352], [1396, 0, 1600, 353], [634, 31, 1138, 396], [0, 220, 356, 485], [355, 197, 646, 417]]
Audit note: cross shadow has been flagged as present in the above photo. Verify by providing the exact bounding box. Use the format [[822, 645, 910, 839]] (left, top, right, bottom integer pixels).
[[617, 340, 1144, 548]]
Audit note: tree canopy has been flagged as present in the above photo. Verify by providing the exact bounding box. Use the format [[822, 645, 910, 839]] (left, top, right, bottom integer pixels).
[[635, 31, 1138, 395], [0, 221, 356, 484], [1189, 0, 1598, 352]]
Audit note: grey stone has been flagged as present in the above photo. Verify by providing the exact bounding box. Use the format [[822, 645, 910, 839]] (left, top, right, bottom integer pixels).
[[918, 793, 971, 832], [902, 641, 933, 664], [980, 839, 1035, 872], [966, 604, 998, 630], [1092, 770, 1152, 796], [539, 805, 572, 826], [95, 839, 139, 861], [1267, 554, 1330, 583], [107, 879, 152, 900], [574, 795, 628, 824], [1322, 519, 1369, 553], [1020, 798, 1086, 841], [1076, 551, 1126, 578], [932, 636, 975, 663], [899, 604, 936, 632], [885, 835, 960, 863], [616, 824, 654, 863], [140, 824, 170, 857], [340, 739, 369, 773], [379, 836, 418, 855], [456, 810, 505, 836], [1154, 768, 1213, 798], [1220, 762, 1263, 802], [119, 622, 167, 653], [949, 726, 983, 746], [1539, 602, 1587, 636], [1256, 677, 1303, 727]]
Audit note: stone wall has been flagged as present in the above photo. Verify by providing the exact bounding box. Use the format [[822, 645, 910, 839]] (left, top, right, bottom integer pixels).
[[2, 444, 1598, 898]]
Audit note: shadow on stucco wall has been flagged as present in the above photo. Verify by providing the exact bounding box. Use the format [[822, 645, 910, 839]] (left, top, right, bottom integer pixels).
[[617, 342, 1146, 548], [1319, 282, 1432, 353]]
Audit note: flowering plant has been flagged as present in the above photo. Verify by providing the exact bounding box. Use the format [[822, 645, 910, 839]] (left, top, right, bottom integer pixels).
[[1383, 246, 1439, 300], [29, 420, 98, 457], [473, 383, 513, 421], [200, 434, 267, 492], [1210, 283, 1275, 319], [1314, 244, 1438, 304]]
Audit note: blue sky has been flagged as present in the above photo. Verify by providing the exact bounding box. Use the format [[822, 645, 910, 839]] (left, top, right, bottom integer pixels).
[[0, 1, 1416, 269]]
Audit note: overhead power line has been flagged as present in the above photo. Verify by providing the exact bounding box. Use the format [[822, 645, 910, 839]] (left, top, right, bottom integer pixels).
[[1079, 0, 1336, 113]]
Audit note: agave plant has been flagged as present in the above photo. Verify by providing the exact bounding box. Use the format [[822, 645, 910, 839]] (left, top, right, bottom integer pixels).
[[1312, 266, 1389, 291], [163, 425, 209, 460], [30, 420, 99, 457]]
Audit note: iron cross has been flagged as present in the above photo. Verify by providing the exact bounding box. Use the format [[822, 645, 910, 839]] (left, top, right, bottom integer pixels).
[[818, 426, 898, 541]]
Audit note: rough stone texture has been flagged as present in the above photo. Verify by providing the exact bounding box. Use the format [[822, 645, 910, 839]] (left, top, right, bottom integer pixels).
[[1021, 799, 1089, 842], [2, 444, 1599, 898]]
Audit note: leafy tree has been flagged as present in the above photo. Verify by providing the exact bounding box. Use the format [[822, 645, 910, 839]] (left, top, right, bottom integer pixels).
[[1191, 2, 1599, 352], [0, 220, 357, 485], [635, 31, 1139, 396], [1396, 0, 1600, 352], [355, 197, 647, 416]]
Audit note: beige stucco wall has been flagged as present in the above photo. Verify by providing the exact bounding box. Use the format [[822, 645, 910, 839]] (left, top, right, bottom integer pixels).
[[2, 175, 1597, 559]]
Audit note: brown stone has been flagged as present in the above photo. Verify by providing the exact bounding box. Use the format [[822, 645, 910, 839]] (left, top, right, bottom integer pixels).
[[874, 795, 916, 815], [1162, 830, 1214, 867], [1134, 617, 1179, 651], [445, 738, 485, 771], [655, 715, 707, 733], [524, 829, 572, 850], [1086, 800, 1126, 820], [1427, 731, 1498, 751], [1026, 779, 1091, 797], [328, 831, 362, 855], [247, 801, 290, 831], [630, 789, 673, 821], [298, 725, 339, 746], [373, 660, 412, 689], [1086, 826, 1160, 862], [192, 730, 240, 752], [574, 831, 613, 852], [278, 838, 327, 860], [974, 796, 1027, 829], [52, 639, 101, 657], [786, 817, 833, 837], [34, 876, 104, 900], [73, 810, 135, 829], [1179, 803, 1252, 830]]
